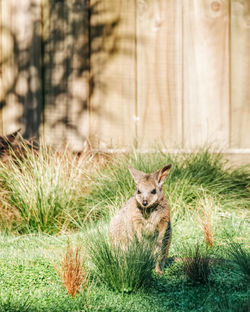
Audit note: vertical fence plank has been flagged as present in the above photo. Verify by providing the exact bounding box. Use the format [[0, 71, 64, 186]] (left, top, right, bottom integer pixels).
[[0, 0, 43, 138], [66, 0, 90, 150], [231, 0, 250, 148], [183, 0, 230, 148], [43, 0, 67, 146], [136, 0, 183, 149], [0, 0, 249, 157], [0, 0, 26, 134], [0, 0, 6, 134], [43, 0, 90, 150], [89, 0, 136, 149]]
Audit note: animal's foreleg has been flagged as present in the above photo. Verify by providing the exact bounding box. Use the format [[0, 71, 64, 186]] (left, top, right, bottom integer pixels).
[[155, 221, 172, 275]]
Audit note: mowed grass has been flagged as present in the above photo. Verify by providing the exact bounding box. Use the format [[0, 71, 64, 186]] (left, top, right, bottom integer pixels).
[[0, 146, 249, 311], [0, 215, 249, 312]]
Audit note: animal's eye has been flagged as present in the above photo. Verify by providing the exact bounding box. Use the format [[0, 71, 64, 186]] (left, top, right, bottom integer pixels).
[[137, 189, 141, 194], [151, 189, 157, 194]]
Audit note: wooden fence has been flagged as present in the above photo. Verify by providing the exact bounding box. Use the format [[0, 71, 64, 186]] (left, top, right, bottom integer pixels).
[[0, 0, 250, 162]]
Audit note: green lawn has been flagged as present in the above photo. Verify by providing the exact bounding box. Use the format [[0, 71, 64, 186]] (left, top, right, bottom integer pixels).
[[0, 213, 249, 312], [0, 148, 249, 311]]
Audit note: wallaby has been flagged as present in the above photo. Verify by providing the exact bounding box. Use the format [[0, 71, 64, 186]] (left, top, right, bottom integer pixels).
[[109, 164, 172, 275], [0, 129, 37, 163], [0, 129, 22, 160], [0, 129, 21, 156]]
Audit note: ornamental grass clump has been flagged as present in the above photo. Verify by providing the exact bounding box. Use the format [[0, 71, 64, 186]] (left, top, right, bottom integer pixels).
[[58, 242, 89, 297], [227, 242, 250, 282], [0, 142, 90, 234], [86, 148, 250, 220], [182, 243, 211, 284], [85, 226, 156, 293]]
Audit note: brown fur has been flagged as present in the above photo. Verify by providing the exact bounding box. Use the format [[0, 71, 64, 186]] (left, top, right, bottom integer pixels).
[[109, 165, 172, 275], [0, 129, 38, 164], [0, 129, 21, 157]]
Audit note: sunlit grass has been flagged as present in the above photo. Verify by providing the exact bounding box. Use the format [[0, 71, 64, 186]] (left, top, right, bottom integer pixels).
[[0, 214, 249, 311], [56, 241, 89, 297], [0, 145, 249, 235], [85, 225, 156, 293], [0, 142, 95, 234], [86, 148, 250, 222]]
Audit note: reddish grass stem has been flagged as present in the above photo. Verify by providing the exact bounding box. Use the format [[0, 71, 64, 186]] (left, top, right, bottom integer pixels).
[[59, 242, 89, 297]]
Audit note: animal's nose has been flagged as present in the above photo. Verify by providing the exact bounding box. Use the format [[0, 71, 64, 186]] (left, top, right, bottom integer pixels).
[[142, 200, 148, 207]]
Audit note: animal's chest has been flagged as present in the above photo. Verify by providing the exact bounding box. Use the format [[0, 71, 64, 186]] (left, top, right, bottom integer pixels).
[[140, 212, 159, 235]]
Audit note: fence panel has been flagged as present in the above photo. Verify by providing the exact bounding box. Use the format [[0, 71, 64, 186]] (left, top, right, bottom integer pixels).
[[231, 0, 250, 149], [0, 0, 250, 160], [43, 0, 89, 150], [183, 0, 230, 148], [136, 0, 183, 149], [89, 0, 137, 149], [0, 0, 43, 138]]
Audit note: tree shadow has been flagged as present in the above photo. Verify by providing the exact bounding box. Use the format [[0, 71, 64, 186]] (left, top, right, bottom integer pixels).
[[0, 0, 133, 148]]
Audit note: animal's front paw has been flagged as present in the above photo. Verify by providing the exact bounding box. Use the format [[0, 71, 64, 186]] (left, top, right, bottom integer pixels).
[[155, 267, 163, 275]]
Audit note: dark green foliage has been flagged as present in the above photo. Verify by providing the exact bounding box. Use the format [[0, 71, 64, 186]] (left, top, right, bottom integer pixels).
[[0, 295, 31, 312], [182, 244, 211, 284], [227, 242, 250, 282], [213, 293, 250, 312]]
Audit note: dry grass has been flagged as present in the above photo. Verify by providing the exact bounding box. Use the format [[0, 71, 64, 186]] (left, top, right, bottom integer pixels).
[[0, 139, 115, 233], [57, 242, 89, 297], [197, 197, 214, 247]]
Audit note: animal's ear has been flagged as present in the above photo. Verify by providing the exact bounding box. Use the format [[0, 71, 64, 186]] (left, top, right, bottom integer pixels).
[[6, 129, 21, 143], [128, 167, 146, 184], [153, 164, 172, 187], [0, 129, 20, 148]]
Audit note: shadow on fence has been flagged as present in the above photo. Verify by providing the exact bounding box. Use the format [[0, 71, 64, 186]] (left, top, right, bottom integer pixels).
[[0, 0, 130, 145]]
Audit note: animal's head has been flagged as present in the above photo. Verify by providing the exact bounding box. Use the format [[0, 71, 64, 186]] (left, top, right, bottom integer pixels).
[[128, 164, 172, 208], [0, 129, 21, 156]]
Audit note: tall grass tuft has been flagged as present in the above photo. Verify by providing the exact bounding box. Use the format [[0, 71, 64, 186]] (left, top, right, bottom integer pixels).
[[86, 148, 250, 220], [182, 243, 211, 284], [85, 226, 156, 293], [0, 142, 93, 234], [0, 294, 31, 312], [227, 242, 250, 282], [1, 145, 249, 233], [213, 294, 250, 312], [57, 242, 89, 297]]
